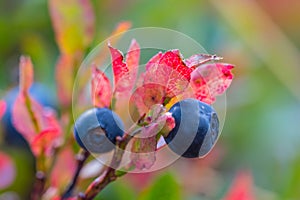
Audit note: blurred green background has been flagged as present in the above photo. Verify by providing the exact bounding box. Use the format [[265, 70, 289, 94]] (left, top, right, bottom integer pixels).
[[0, 0, 300, 199]]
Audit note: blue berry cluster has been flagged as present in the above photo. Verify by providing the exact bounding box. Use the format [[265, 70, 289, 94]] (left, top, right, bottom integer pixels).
[[74, 98, 219, 158]]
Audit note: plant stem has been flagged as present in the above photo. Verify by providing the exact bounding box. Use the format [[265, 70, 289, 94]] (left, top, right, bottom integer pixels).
[[61, 150, 90, 199], [31, 171, 46, 200], [78, 125, 140, 200]]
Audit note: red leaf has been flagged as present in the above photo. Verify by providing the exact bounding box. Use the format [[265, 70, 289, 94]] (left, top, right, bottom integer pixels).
[[108, 45, 129, 87], [145, 52, 163, 70], [134, 50, 195, 114], [49, 0, 95, 54], [43, 108, 62, 133], [91, 65, 112, 108], [55, 54, 76, 107], [12, 95, 44, 142], [12, 56, 42, 141], [184, 54, 223, 68], [130, 83, 166, 115], [31, 128, 61, 157], [30, 108, 62, 157], [13, 96, 62, 146], [124, 39, 140, 92], [19, 56, 34, 93], [159, 50, 193, 81], [136, 51, 234, 111], [0, 100, 6, 120], [12, 56, 62, 155], [142, 53, 172, 89], [223, 171, 255, 200], [142, 50, 193, 99], [110, 40, 140, 97], [0, 152, 16, 189], [190, 63, 234, 104]]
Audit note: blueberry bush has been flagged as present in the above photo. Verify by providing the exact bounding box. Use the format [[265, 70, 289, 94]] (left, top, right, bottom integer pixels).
[[0, 0, 243, 200]]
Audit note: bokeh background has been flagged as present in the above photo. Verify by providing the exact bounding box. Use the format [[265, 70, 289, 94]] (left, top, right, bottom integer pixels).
[[0, 0, 300, 199]]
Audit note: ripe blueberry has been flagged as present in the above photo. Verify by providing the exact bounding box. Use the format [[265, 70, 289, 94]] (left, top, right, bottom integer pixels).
[[74, 108, 125, 153], [164, 98, 219, 158]]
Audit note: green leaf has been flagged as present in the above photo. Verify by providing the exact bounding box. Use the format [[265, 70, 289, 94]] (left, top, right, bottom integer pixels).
[[95, 181, 136, 200], [138, 172, 181, 200], [49, 0, 95, 54]]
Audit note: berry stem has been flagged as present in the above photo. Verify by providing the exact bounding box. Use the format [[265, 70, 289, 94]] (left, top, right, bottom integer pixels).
[[61, 150, 90, 199]]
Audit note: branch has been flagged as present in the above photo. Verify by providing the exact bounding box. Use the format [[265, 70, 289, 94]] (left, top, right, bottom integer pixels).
[[31, 171, 46, 200], [78, 126, 139, 200], [62, 150, 90, 199]]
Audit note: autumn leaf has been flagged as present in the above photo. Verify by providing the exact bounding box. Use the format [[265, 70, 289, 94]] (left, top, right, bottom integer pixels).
[[223, 171, 255, 200], [159, 50, 193, 82], [134, 50, 193, 114], [49, 0, 95, 55], [74, 22, 133, 108], [108, 45, 129, 87], [30, 108, 62, 157], [12, 95, 44, 142], [0, 152, 16, 189], [109, 40, 140, 97], [184, 54, 223, 68], [145, 52, 163, 70], [12, 56, 42, 141], [31, 128, 61, 157], [190, 63, 234, 104], [132, 48, 234, 115], [124, 39, 140, 94], [50, 0, 95, 107], [130, 84, 166, 115], [12, 56, 62, 157], [142, 50, 193, 98], [19, 56, 34, 92], [91, 64, 112, 108]]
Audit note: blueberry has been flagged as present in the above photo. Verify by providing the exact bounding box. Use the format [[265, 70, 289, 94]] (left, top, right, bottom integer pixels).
[[74, 108, 125, 153], [1, 83, 56, 147], [164, 98, 219, 158]]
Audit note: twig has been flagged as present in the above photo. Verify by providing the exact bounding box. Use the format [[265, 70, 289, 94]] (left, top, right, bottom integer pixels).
[[78, 125, 140, 200], [61, 150, 90, 199], [31, 171, 46, 200]]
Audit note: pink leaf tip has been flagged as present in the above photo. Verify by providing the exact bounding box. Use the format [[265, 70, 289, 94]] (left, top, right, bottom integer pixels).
[[19, 56, 34, 93], [91, 64, 113, 108]]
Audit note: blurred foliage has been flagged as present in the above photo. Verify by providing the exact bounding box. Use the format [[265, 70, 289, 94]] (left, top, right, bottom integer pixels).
[[95, 180, 136, 200], [138, 172, 181, 200], [1, 0, 300, 199]]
